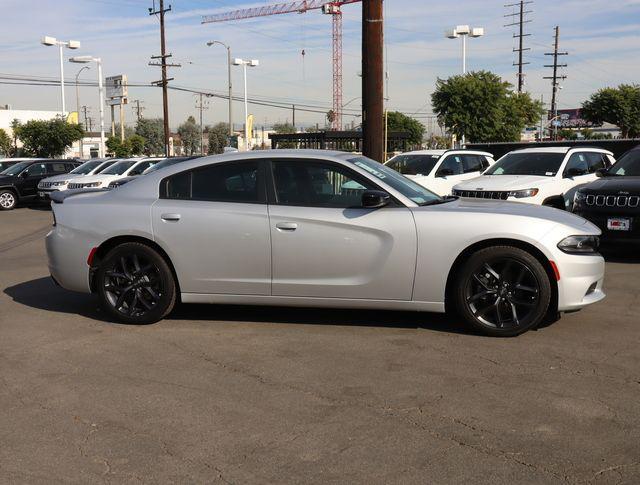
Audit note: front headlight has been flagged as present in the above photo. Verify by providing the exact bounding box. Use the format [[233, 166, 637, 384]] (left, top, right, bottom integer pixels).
[[573, 191, 586, 204], [557, 235, 600, 254], [508, 188, 539, 198]]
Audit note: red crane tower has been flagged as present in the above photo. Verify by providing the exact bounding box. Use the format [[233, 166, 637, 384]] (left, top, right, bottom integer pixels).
[[201, 0, 361, 131]]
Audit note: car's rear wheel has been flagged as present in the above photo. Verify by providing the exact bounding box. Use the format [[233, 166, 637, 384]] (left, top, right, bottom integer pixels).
[[96, 242, 176, 324], [452, 246, 551, 337], [0, 189, 17, 211]]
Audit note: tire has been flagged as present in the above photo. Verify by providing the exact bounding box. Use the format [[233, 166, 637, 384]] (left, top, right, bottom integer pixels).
[[452, 246, 552, 337], [96, 242, 176, 324], [0, 189, 17, 211]]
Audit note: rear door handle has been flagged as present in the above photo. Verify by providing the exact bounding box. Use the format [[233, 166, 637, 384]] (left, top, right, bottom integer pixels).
[[161, 213, 181, 222], [276, 222, 298, 231]]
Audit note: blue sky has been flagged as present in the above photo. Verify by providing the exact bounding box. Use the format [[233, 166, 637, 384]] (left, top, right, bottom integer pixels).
[[1, 0, 639, 130]]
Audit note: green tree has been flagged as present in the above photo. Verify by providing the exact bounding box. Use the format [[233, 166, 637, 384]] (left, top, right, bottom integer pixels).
[[0, 129, 11, 156], [273, 122, 297, 149], [106, 136, 131, 157], [386, 111, 425, 147], [128, 134, 145, 155], [135, 118, 164, 155], [178, 116, 201, 155], [207, 122, 229, 155], [431, 71, 544, 143], [581, 84, 640, 138], [17, 116, 84, 157], [10, 119, 20, 155]]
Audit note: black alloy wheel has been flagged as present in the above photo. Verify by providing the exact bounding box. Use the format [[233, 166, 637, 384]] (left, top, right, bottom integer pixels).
[[97, 242, 176, 324], [453, 246, 552, 337]]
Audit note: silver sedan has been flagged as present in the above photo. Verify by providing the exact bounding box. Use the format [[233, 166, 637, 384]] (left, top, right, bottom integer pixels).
[[46, 150, 605, 336]]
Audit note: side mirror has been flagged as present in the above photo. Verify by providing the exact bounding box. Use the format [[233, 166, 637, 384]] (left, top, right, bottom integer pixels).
[[436, 168, 454, 178], [565, 167, 587, 178], [595, 168, 608, 178], [362, 190, 391, 209], [19, 171, 29, 178]]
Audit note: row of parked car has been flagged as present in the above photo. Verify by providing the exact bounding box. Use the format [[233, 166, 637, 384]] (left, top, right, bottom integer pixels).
[[0, 156, 199, 211], [385, 145, 639, 245]]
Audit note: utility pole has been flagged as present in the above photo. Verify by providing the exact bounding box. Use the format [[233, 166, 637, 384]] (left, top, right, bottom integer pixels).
[[504, 1, 532, 93], [195, 93, 211, 155], [544, 26, 567, 140], [362, 0, 384, 162], [131, 99, 145, 121], [149, 0, 180, 156]]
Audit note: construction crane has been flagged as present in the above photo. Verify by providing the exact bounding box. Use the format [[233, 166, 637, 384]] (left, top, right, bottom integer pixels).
[[202, 0, 362, 131]]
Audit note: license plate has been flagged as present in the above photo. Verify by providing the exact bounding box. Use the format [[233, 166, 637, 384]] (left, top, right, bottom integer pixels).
[[607, 218, 631, 231]]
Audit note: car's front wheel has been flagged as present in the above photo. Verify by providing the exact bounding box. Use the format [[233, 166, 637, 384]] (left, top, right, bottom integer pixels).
[[0, 189, 17, 211], [96, 242, 176, 324], [452, 246, 552, 337]]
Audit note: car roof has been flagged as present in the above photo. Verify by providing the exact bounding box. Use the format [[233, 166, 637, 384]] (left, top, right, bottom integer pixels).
[[508, 146, 613, 155], [391, 149, 494, 157]]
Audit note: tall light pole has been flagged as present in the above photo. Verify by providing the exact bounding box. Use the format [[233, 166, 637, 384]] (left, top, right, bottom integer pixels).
[[232, 58, 259, 151], [41, 36, 81, 115], [75, 65, 90, 158], [70, 56, 105, 158], [445, 25, 484, 74], [206, 41, 233, 139], [445, 25, 484, 146]]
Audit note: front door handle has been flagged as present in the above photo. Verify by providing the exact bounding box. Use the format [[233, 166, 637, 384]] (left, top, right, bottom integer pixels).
[[161, 213, 181, 222], [276, 222, 298, 231]]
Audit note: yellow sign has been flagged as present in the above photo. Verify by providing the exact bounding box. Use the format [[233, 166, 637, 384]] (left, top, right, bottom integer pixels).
[[67, 111, 79, 124], [247, 114, 254, 140]]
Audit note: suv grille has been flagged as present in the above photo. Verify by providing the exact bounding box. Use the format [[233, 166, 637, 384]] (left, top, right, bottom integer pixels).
[[585, 194, 640, 208], [453, 190, 510, 200], [67, 182, 84, 189]]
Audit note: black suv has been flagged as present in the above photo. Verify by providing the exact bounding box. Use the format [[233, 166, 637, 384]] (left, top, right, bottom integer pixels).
[[0, 159, 80, 210], [573, 146, 640, 244]]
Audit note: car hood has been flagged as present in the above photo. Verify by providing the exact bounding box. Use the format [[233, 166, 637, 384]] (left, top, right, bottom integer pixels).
[[0, 175, 16, 185], [580, 176, 640, 193], [454, 174, 557, 191], [76, 174, 119, 184], [40, 174, 79, 183], [415, 197, 592, 231]]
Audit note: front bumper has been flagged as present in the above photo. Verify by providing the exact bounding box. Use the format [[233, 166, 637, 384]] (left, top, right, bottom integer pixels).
[[574, 211, 640, 244], [555, 253, 605, 312]]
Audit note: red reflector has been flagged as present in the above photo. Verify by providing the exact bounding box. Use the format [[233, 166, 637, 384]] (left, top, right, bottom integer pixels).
[[87, 247, 98, 266], [549, 261, 561, 281]]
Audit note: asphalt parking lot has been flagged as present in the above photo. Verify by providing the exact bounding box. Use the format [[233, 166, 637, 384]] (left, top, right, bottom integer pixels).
[[1, 206, 639, 484]]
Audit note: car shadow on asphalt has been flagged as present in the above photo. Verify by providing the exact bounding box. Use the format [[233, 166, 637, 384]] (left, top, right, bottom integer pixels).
[[4, 277, 482, 336]]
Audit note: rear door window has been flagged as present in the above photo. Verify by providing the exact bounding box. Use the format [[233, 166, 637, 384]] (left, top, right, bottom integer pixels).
[[48, 163, 68, 174], [436, 155, 464, 176], [461, 155, 484, 174]]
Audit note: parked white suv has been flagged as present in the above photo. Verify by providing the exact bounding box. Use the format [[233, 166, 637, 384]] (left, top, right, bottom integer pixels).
[[453, 147, 615, 209], [67, 158, 162, 190], [385, 149, 495, 196], [37, 159, 117, 199]]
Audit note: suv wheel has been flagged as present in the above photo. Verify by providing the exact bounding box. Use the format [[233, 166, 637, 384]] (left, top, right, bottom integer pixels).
[[0, 189, 17, 210], [452, 246, 552, 337], [96, 242, 176, 324]]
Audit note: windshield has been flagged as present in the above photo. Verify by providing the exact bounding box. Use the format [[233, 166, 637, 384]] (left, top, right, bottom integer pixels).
[[0, 161, 15, 172], [347, 156, 442, 206], [485, 152, 566, 177], [143, 159, 180, 174], [609, 150, 640, 176], [386, 154, 440, 176], [1, 161, 32, 176], [70, 160, 103, 175], [101, 160, 136, 175]]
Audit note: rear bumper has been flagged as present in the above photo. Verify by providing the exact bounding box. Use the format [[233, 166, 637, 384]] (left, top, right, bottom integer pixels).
[[46, 227, 92, 293]]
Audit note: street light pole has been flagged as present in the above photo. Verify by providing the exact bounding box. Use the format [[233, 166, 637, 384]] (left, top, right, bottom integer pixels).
[[70, 56, 106, 158], [232, 58, 259, 151], [445, 25, 484, 146], [75, 66, 89, 158], [41, 36, 81, 115], [206, 41, 234, 139]]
